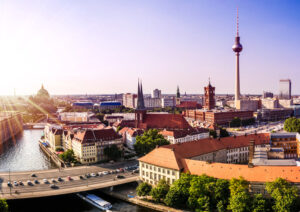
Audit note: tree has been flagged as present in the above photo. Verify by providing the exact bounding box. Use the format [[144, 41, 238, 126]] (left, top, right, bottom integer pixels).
[[252, 194, 267, 212], [59, 149, 76, 163], [188, 174, 216, 211], [0, 199, 8, 212], [230, 117, 241, 127], [209, 130, 217, 138], [266, 178, 299, 212], [150, 179, 170, 203], [284, 117, 300, 133], [134, 129, 169, 156], [104, 144, 122, 161], [165, 173, 192, 208], [219, 128, 230, 138], [136, 182, 152, 197], [228, 177, 251, 212]]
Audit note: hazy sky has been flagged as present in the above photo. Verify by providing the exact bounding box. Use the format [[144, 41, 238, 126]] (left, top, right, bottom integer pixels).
[[0, 0, 299, 95]]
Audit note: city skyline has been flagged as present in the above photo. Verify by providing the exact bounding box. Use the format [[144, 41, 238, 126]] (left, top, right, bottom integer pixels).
[[0, 1, 299, 95]]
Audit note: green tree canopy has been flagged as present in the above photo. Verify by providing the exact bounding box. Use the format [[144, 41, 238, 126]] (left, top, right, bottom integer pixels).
[[219, 128, 230, 138], [252, 194, 267, 212], [0, 199, 8, 212], [104, 144, 122, 161], [266, 178, 299, 212], [59, 149, 76, 163], [134, 129, 169, 156], [230, 117, 242, 127], [228, 177, 251, 212], [164, 173, 192, 208], [150, 179, 170, 203], [136, 182, 152, 197], [284, 117, 300, 133]]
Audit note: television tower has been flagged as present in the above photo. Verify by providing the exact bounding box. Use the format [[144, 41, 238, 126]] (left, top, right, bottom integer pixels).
[[232, 8, 243, 108]]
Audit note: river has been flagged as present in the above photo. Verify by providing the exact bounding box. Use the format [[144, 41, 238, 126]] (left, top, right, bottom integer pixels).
[[1, 130, 156, 212]]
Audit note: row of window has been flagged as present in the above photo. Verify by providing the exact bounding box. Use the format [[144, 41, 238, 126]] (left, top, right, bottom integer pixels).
[[142, 163, 175, 175]]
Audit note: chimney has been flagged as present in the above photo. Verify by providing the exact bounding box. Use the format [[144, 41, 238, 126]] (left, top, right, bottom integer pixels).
[[248, 140, 255, 164]]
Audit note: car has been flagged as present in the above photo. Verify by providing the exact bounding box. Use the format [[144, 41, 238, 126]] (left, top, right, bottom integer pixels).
[[102, 171, 108, 175], [14, 181, 18, 186], [98, 172, 102, 176], [31, 173, 37, 177], [91, 173, 96, 177], [19, 181, 23, 186], [109, 171, 113, 174], [27, 180, 33, 186], [119, 168, 124, 172], [85, 173, 90, 178], [50, 184, 58, 189], [51, 178, 56, 183], [67, 176, 73, 181], [43, 179, 49, 184], [79, 175, 84, 180], [116, 175, 125, 179], [34, 179, 39, 184], [132, 169, 139, 174], [58, 177, 63, 182], [7, 181, 12, 187]]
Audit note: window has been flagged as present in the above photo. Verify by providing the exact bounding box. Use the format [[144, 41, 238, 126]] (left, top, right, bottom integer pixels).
[[172, 171, 175, 176]]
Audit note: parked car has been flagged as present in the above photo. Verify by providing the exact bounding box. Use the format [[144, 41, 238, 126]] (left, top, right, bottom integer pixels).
[[102, 171, 108, 175], [7, 181, 12, 187], [31, 173, 37, 177], [19, 181, 24, 186], [67, 176, 73, 181], [91, 173, 96, 177], [79, 175, 84, 180], [85, 173, 91, 178], [50, 184, 58, 189], [43, 179, 49, 184], [58, 177, 63, 182], [51, 178, 56, 183], [27, 180, 33, 186], [34, 179, 39, 184]]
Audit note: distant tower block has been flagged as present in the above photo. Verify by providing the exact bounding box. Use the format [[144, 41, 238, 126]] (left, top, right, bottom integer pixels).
[[232, 8, 243, 108], [204, 79, 215, 110]]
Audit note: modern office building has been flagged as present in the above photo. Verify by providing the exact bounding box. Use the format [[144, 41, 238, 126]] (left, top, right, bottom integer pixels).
[[151, 89, 162, 99], [122, 93, 137, 108], [263, 91, 274, 98], [279, 79, 291, 100]]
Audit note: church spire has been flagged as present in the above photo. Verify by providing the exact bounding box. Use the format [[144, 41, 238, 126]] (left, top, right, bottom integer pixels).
[[136, 79, 145, 110]]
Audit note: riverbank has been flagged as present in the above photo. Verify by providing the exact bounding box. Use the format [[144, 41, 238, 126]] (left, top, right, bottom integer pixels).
[[101, 183, 188, 212]]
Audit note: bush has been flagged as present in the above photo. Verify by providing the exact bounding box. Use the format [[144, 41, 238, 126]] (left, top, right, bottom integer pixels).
[[150, 180, 170, 203], [0, 199, 8, 212]]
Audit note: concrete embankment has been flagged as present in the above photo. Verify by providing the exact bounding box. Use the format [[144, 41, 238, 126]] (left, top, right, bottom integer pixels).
[[101, 184, 187, 212], [39, 140, 65, 168]]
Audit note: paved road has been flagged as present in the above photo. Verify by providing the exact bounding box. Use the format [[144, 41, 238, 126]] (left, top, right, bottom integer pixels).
[[0, 160, 140, 199]]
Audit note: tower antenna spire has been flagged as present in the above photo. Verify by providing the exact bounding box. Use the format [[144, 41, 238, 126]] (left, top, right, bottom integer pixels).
[[236, 7, 239, 37]]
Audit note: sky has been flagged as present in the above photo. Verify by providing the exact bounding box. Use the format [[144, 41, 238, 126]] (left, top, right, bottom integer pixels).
[[0, 0, 299, 96]]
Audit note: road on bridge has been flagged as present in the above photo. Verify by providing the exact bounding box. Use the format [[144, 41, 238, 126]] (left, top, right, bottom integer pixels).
[[0, 161, 140, 200]]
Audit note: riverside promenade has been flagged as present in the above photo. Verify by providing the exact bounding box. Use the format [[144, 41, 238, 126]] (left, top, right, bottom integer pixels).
[[0, 163, 139, 200]]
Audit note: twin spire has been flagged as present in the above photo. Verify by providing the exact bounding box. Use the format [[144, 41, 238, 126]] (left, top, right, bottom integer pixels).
[[137, 79, 145, 110]]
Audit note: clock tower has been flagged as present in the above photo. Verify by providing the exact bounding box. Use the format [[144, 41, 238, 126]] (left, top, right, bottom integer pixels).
[[204, 79, 215, 110]]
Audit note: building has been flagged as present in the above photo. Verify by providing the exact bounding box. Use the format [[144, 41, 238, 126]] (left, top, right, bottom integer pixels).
[[44, 124, 63, 150], [232, 11, 243, 108], [176, 86, 181, 105], [261, 98, 279, 109], [151, 89, 162, 99], [184, 109, 253, 126], [270, 133, 300, 159], [279, 79, 291, 100], [139, 133, 270, 185], [159, 128, 209, 144], [135, 81, 193, 131], [278, 99, 293, 108], [256, 108, 293, 122], [122, 93, 137, 108], [143, 98, 162, 108], [72, 102, 94, 109], [118, 127, 144, 149], [235, 99, 259, 111], [161, 98, 175, 108], [71, 128, 122, 164], [203, 80, 215, 110], [263, 91, 273, 98], [58, 112, 92, 122], [176, 101, 201, 109], [0, 112, 23, 144], [99, 101, 122, 110]]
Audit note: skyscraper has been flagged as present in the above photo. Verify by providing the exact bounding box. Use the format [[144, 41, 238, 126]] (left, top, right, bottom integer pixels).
[[151, 89, 162, 98], [232, 9, 243, 108], [279, 79, 292, 100]]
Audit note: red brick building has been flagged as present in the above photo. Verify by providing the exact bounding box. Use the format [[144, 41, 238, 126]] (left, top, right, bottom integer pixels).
[[203, 81, 215, 110]]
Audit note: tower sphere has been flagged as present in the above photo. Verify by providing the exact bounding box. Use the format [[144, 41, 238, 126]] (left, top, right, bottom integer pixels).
[[232, 37, 243, 53]]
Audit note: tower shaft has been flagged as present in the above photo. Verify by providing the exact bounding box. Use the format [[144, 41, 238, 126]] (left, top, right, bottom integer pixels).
[[235, 52, 240, 106]]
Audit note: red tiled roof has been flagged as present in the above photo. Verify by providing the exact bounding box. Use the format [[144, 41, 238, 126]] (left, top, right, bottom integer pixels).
[[139, 147, 184, 170], [182, 159, 300, 183], [74, 128, 121, 144], [141, 114, 193, 130]]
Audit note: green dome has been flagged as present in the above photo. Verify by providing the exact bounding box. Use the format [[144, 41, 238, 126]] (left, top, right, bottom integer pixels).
[[37, 84, 50, 99]]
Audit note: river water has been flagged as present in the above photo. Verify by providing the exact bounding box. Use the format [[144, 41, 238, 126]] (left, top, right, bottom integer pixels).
[[1, 130, 156, 212]]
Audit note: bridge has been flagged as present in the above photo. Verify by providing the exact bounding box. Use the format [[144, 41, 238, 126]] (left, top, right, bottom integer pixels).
[[0, 163, 140, 200], [23, 122, 47, 129]]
